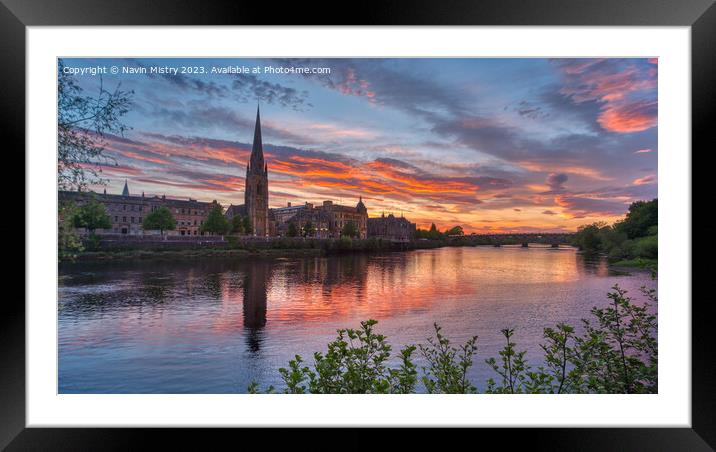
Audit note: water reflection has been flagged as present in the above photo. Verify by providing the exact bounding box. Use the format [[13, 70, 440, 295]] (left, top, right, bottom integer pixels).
[[243, 260, 271, 352], [58, 247, 656, 393]]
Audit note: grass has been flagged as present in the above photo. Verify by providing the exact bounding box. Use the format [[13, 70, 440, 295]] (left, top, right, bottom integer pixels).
[[610, 257, 658, 271]]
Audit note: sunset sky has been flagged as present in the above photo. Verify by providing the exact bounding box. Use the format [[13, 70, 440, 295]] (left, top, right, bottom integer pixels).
[[60, 58, 657, 233]]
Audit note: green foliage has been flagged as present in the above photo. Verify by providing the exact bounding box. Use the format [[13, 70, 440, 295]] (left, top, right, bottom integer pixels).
[[57, 59, 134, 191], [287, 222, 298, 237], [572, 222, 608, 253], [419, 324, 477, 393], [336, 236, 353, 250], [446, 226, 465, 236], [540, 323, 580, 394], [73, 197, 111, 232], [230, 215, 244, 235], [485, 328, 534, 393], [200, 204, 229, 235], [58, 201, 84, 261], [302, 220, 316, 238], [615, 199, 658, 239], [142, 207, 176, 234], [571, 285, 658, 393], [341, 221, 359, 238], [415, 223, 445, 240], [266, 320, 418, 394], [572, 199, 657, 269], [250, 285, 657, 394], [631, 234, 658, 259]]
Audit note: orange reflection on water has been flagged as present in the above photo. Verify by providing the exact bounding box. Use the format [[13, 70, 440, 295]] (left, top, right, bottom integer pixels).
[[204, 247, 590, 333]]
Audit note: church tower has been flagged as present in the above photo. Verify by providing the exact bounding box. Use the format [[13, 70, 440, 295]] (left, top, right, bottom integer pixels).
[[244, 105, 269, 236]]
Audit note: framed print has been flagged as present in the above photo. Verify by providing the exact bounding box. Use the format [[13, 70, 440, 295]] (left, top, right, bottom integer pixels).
[[5, 0, 714, 448]]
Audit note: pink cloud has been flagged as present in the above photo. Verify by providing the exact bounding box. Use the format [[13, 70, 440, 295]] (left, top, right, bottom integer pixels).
[[555, 59, 657, 134], [633, 174, 656, 185]]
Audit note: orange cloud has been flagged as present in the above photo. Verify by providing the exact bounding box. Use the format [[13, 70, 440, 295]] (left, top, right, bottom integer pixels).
[[517, 161, 612, 182], [598, 101, 658, 133], [556, 60, 657, 134]]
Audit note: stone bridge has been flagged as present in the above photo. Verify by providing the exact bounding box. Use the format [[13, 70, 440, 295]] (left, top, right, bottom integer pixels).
[[447, 233, 575, 247]]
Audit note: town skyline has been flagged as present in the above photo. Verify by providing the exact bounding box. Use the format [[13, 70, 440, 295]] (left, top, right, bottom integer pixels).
[[60, 57, 658, 233]]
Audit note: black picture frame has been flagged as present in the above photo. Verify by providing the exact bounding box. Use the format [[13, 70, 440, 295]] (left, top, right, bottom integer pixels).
[[4, 0, 713, 448]]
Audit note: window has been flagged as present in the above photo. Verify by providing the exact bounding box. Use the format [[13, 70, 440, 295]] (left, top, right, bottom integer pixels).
[[131, 217, 135, 223], [122, 216, 126, 222]]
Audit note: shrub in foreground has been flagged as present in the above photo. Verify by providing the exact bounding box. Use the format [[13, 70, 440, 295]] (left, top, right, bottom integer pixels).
[[249, 285, 657, 394]]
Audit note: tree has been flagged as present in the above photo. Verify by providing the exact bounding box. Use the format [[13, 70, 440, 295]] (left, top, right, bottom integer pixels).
[[230, 215, 244, 235], [58, 201, 83, 260], [142, 207, 176, 235], [58, 59, 134, 191], [446, 225, 464, 236], [73, 197, 111, 234], [615, 199, 657, 239], [242, 216, 253, 235], [572, 222, 607, 252], [341, 221, 358, 238], [200, 204, 229, 235], [302, 220, 316, 238], [287, 222, 298, 237], [428, 223, 442, 240]]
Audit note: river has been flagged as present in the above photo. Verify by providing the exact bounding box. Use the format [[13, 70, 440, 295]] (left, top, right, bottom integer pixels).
[[58, 246, 656, 393]]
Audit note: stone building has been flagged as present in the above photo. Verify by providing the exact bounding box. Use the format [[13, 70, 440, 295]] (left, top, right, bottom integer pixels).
[[276, 207, 332, 238], [59, 181, 217, 236], [320, 198, 368, 239], [244, 106, 269, 236], [272, 202, 310, 225], [222, 106, 269, 237], [271, 198, 368, 238], [367, 213, 416, 241]]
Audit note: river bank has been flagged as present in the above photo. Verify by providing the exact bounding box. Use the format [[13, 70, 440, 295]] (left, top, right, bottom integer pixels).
[[69, 234, 586, 262], [74, 247, 323, 261]]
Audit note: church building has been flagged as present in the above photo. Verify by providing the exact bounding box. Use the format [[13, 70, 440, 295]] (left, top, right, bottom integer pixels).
[[226, 105, 270, 236]]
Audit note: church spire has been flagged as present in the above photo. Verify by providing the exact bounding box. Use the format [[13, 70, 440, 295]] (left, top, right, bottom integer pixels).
[[122, 179, 129, 196], [249, 104, 264, 172]]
